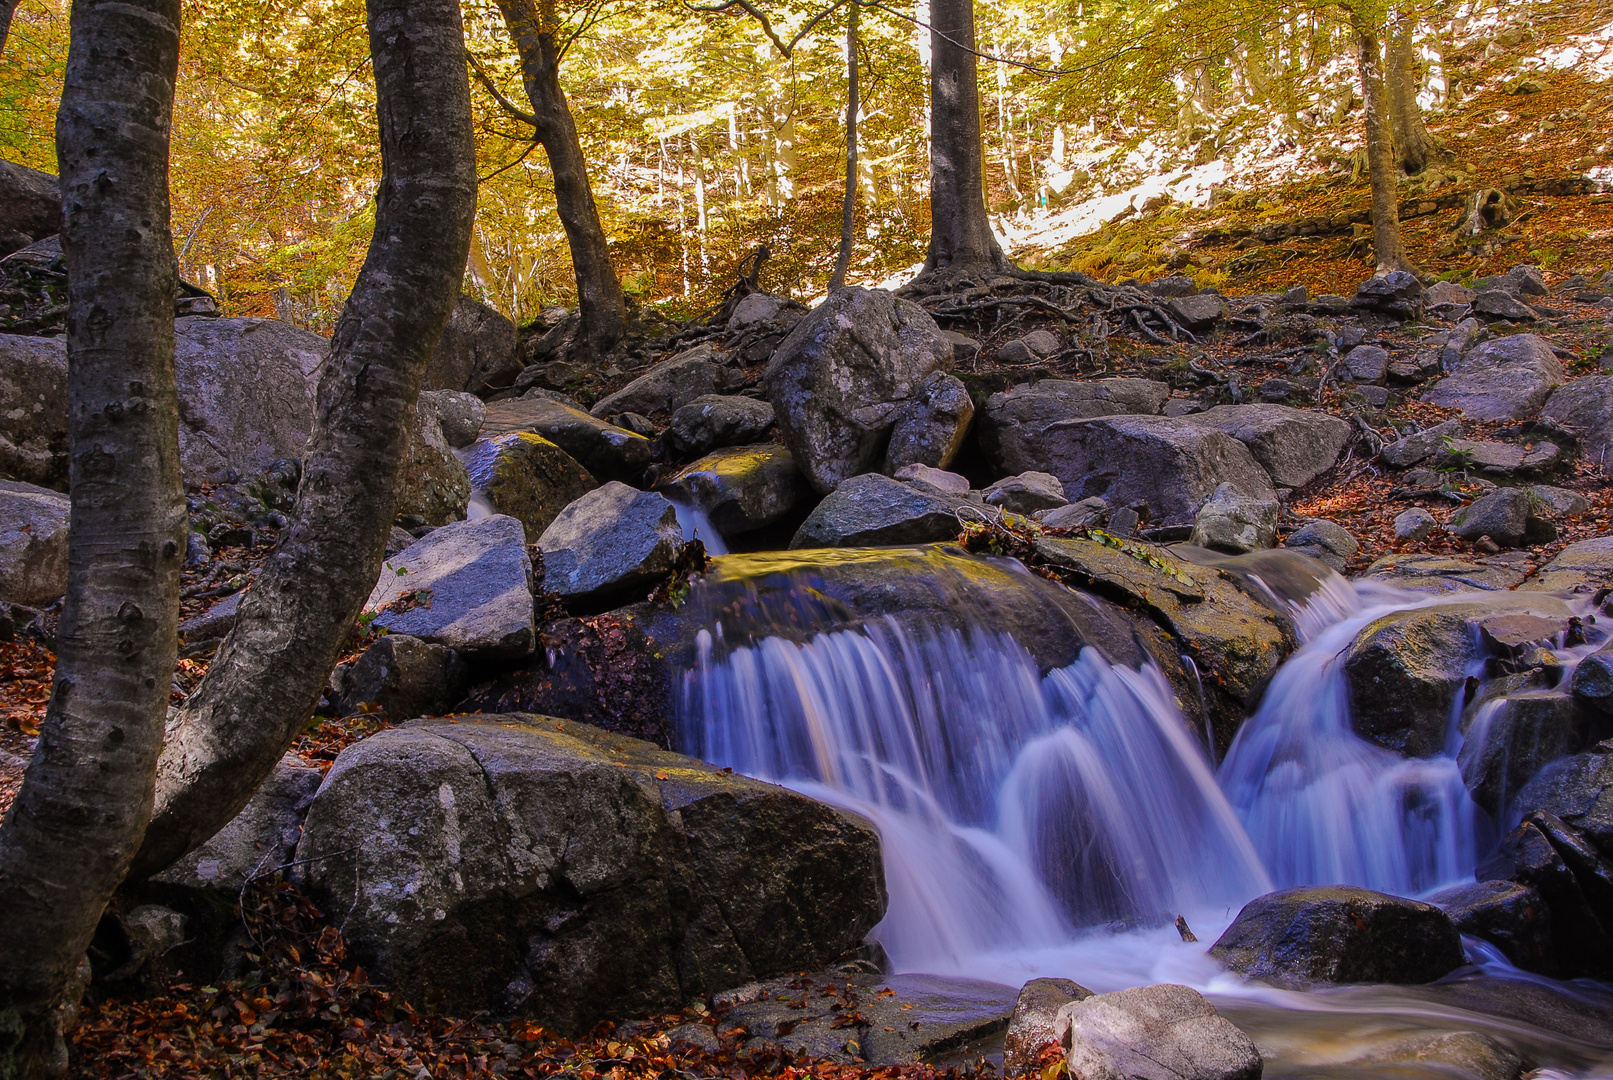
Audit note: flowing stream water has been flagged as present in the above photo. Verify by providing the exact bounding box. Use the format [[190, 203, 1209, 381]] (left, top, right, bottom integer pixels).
[[674, 551, 1613, 1077]]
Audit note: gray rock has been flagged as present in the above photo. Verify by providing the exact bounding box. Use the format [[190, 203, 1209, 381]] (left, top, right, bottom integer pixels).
[[480, 396, 651, 484], [1447, 487, 1532, 546], [1149, 275, 1200, 298], [424, 294, 521, 394], [1529, 484, 1590, 516], [1475, 265, 1548, 297], [462, 433, 598, 541], [1473, 290, 1538, 321], [658, 444, 806, 536], [727, 291, 792, 330], [1542, 376, 1613, 463], [1571, 642, 1613, 716], [1344, 345, 1390, 383], [940, 329, 981, 365], [893, 463, 971, 495], [1344, 607, 1485, 756], [1458, 690, 1595, 814], [1427, 880, 1553, 975], [385, 525, 417, 557], [421, 389, 488, 448], [1523, 535, 1613, 594], [537, 483, 685, 608], [1037, 498, 1109, 530], [329, 634, 467, 721], [996, 330, 1061, 364], [1393, 507, 1437, 540], [178, 590, 243, 646], [980, 378, 1171, 475], [666, 395, 775, 458], [1165, 293, 1226, 331], [1438, 438, 1560, 476], [365, 514, 535, 657], [984, 471, 1067, 515], [293, 716, 885, 1032], [152, 755, 322, 893], [0, 479, 68, 606], [1163, 398, 1205, 416], [0, 334, 68, 488], [1422, 334, 1565, 421], [1004, 978, 1093, 1076], [664, 1023, 720, 1053], [1209, 885, 1464, 988], [1340, 1030, 1524, 1080], [1381, 420, 1463, 468], [398, 394, 472, 526], [0, 160, 59, 245], [1358, 553, 1527, 594], [1054, 984, 1261, 1080], [1190, 483, 1279, 553], [593, 344, 743, 419], [1186, 404, 1352, 489], [1473, 813, 1613, 979], [1424, 281, 1475, 307], [1513, 750, 1613, 852], [764, 287, 953, 494], [173, 316, 326, 486], [791, 473, 964, 549], [885, 371, 975, 473], [1284, 518, 1357, 572]]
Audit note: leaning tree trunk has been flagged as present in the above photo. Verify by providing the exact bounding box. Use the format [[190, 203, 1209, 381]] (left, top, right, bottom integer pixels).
[[1351, 8, 1416, 275], [128, 0, 477, 879], [828, 2, 860, 292], [1387, 15, 1439, 174], [916, 0, 1010, 282], [0, 0, 186, 1071], [500, 0, 625, 359]]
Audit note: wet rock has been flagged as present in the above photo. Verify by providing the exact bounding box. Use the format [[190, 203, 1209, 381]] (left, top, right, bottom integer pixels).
[[1003, 978, 1093, 1076], [424, 295, 521, 394], [1344, 345, 1389, 383], [1459, 690, 1601, 814], [1474, 813, 1613, 978], [1284, 518, 1357, 572], [1185, 404, 1351, 489], [1428, 880, 1553, 975], [0, 333, 68, 489], [462, 433, 598, 541], [593, 344, 744, 419], [364, 515, 535, 657], [1037, 498, 1109, 529], [1189, 483, 1278, 553], [537, 483, 685, 609], [1422, 334, 1565, 421], [657, 444, 806, 536], [1380, 420, 1463, 468], [996, 330, 1061, 364], [884, 371, 974, 473], [151, 755, 322, 894], [398, 393, 472, 526], [1393, 508, 1437, 540], [1512, 751, 1613, 853], [894, 463, 971, 495], [1446, 487, 1535, 547], [1541, 376, 1613, 464], [1343, 1030, 1524, 1080], [764, 288, 952, 494], [666, 395, 775, 458], [481, 396, 652, 484], [978, 378, 1171, 477], [1473, 291, 1538, 321], [294, 716, 886, 1031], [329, 634, 468, 721], [1571, 643, 1613, 715], [1054, 984, 1261, 1080], [791, 473, 963, 549], [1164, 293, 1226, 331], [422, 389, 488, 448], [1209, 885, 1465, 988], [1523, 536, 1613, 594], [0, 479, 68, 606], [983, 472, 1067, 515], [1358, 553, 1527, 593], [1343, 607, 1481, 756]]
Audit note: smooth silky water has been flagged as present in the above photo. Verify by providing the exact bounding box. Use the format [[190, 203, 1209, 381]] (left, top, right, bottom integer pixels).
[[673, 550, 1613, 1077]]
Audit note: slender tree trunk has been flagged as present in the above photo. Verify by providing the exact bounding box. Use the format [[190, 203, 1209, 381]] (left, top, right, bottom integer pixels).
[[0, 0, 22, 56], [829, 3, 859, 292], [1351, 8, 1415, 275], [1387, 14, 1438, 174], [499, 0, 624, 360], [917, 0, 1010, 281], [0, 0, 186, 1071], [128, 0, 477, 880]]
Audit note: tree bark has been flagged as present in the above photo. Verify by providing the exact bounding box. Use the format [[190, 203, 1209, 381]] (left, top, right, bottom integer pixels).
[[498, 0, 625, 360], [916, 0, 1010, 282], [0, 0, 21, 56], [1351, 8, 1416, 275], [829, 2, 859, 292], [128, 0, 477, 880], [0, 0, 186, 1071], [1387, 15, 1439, 175]]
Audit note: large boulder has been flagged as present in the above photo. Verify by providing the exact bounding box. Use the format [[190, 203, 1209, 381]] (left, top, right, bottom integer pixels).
[[1003, 978, 1093, 1076], [790, 473, 964, 549], [462, 433, 598, 541], [1541, 376, 1613, 463], [1523, 536, 1613, 594], [978, 378, 1170, 477], [1283, 519, 1357, 572], [665, 395, 775, 458], [328, 635, 467, 721], [293, 716, 886, 1031], [536, 483, 685, 609], [1571, 640, 1613, 715], [1359, 553, 1528, 594], [1381, 419, 1463, 468], [983, 472, 1067, 516], [364, 514, 535, 657], [1427, 880, 1554, 975], [0, 160, 59, 249], [1421, 334, 1565, 421], [1209, 885, 1465, 988], [1446, 486, 1540, 547], [1189, 483, 1278, 553], [1054, 984, 1261, 1080], [0, 479, 68, 606], [481, 395, 651, 483], [657, 444, 807, 536], [1185, 404, 1351, 489], [397, 394, 472, 526], [0, 334, 68, 489], [1512, 750, 1613, 853], [1458, 690, 1600, 814], [424, 294, 521, 394], [763, 287, 953, 494], [884, 371, 975, 473], [591, 344, 742, 419], [1474, 809, 1613, 978], [421, 389, 488, 449]]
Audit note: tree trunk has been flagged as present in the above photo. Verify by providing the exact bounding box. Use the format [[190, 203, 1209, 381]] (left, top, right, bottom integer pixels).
[[1387, 15, 1439, 175], [128, 0, 477, 880], [0, 0, 22, 55], [829, 3, 859, 292], [917, 0, 1010, 281], [499, 0, 625, 360], [1351, 9, 1416, 275], [0, 0, 186, 1071]]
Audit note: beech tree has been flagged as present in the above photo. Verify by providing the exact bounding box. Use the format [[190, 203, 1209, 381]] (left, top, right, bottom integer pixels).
[[1348, 1, 1416, 275], [0, 0, 186, 1071], [1386, 14, 1440, 174]]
